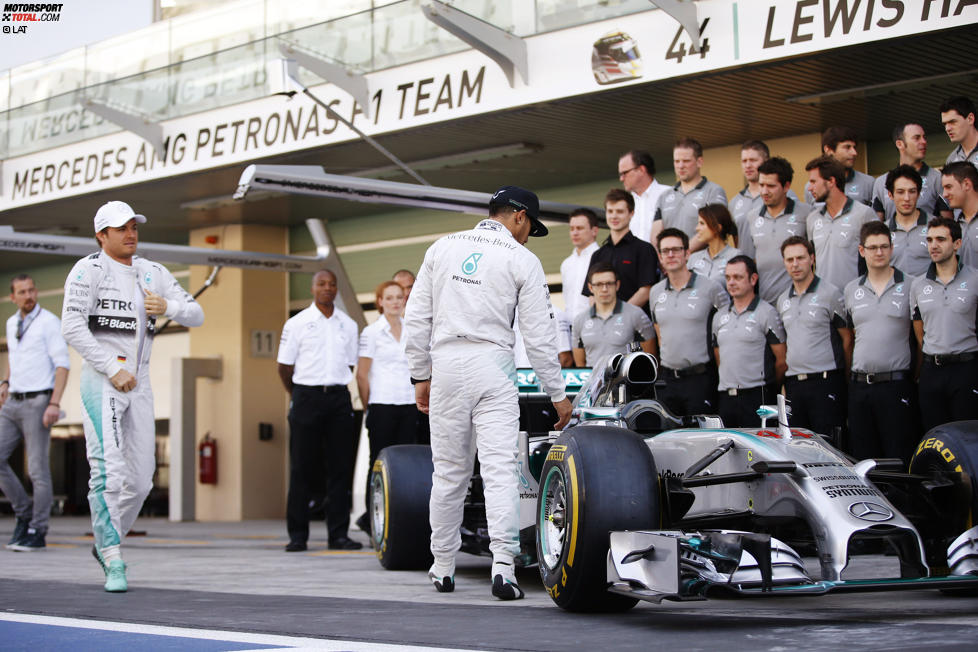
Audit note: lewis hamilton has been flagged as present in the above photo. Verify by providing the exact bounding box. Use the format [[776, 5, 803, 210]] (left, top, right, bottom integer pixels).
[[405, 186, 572, 600]]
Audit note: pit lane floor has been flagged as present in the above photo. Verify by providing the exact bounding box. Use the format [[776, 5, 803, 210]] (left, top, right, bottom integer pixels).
[[1, 516, 976, 651]]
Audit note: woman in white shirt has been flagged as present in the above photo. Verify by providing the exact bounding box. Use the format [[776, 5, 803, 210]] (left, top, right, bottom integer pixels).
[[687, 203, 741, 285], [355, 280, 418, 534]]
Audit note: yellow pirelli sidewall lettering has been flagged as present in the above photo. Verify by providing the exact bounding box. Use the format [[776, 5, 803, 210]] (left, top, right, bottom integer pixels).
[[547, 444, 567, 463], [567, 454, 579, 568]]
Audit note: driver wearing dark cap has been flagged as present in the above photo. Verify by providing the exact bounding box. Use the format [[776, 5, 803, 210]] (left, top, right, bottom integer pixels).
[[405, 185, 571, 600]]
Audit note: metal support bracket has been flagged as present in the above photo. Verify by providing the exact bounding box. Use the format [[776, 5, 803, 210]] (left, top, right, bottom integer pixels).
[[84, 98, 166, 160], [649, 0, 701, 44], [169, 357, 223, 522], [422, 0, 528, 87], [276, 41, 372, 119]]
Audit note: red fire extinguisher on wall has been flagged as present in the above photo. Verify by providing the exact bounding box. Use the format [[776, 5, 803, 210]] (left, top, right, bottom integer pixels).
[[199, 432, 217, 484]]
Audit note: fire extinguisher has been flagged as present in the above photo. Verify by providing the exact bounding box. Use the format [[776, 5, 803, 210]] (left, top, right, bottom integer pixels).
[[199, 432, 217, 484]]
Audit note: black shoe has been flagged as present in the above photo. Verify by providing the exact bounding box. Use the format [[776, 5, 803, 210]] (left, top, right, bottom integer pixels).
[[328, 537, 363, 550], [429, 571, 455, 593], [285, 540, 307, 552], [6, 517, 29, 549], [9, 528, 45, 552], [355, 512, 371, 535], [492, 573, 524, 601]]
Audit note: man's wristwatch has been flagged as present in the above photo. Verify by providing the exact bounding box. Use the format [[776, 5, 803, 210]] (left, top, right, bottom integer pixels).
[[410, 377, 430, 385]]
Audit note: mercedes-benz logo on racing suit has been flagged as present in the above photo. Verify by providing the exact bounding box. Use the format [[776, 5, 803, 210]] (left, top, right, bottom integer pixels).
[[848, 501, 893, 522]]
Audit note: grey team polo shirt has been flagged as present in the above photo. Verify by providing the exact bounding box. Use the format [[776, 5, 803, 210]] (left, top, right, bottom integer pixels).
[[888, 212, 932, 278], [712, 295, 785, 390], [807, 198, 879, 292], [650, 272, 729, 370], [805, 169, 876, 207], [687, 244, 741, 286], [654, 178, 728, 241], [739, 198, 811, 305], [871, 164, 947, 220], [571, 300, 655, 367], [959, 214, 978, 270], [910, 263, 978, 356], [777, 276, 847, 376], [946, 143, 978, 168], [729, 187, 762, 236], [844, 269, 915, 373]]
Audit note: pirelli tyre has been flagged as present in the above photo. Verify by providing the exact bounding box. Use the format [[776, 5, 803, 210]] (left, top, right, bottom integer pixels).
[[536, 425, 660, 612], [909, 421, 978, 536], [371, 445, 434, 570]]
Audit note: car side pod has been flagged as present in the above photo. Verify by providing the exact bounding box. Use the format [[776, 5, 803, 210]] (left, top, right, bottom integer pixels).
[[948, 525, 978, 576]]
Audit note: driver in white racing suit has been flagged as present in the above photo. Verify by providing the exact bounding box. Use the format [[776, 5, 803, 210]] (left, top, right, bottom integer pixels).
[[405, 186, 572, 600], [62, 201, 204, 592]]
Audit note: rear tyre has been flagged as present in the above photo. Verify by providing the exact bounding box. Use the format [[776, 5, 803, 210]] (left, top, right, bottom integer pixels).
[[371, 445, 434, 570], [536, 425, 660, 612]]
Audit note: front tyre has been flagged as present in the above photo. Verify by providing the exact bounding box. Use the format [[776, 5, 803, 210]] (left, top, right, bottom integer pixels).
[[537, 426, 660, 612], [371, 445, 434, 570]]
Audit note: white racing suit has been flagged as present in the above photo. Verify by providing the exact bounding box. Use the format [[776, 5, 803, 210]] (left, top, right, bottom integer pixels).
[[404, 219, 566, 575], [62, 251, 204, 554]]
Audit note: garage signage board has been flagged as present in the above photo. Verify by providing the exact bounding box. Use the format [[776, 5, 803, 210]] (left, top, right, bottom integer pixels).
[[2, 0, 974, 209]]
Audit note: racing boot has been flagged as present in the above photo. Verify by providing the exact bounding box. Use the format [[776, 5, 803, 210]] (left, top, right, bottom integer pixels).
[[491, 560, 524, 601], [428, 562, 455, 593], [104, 560, 128, 593]]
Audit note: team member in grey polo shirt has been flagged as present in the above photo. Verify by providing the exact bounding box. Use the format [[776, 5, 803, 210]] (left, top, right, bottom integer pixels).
[[687, 204, 741, 285], [941, 96, 978, 168], [650, 137, 727, 250], [777, 236, 851, 442], [728, 140, 769, 230], [941, 161, 978, 268], [885, 165, 933, 277], [805, 156, 879, 291], [872, 123, 949, 220], [804, 126, 875, 207], [739, 157, 811, 304], [712, 255, 786, 427], [911, 217, 978, 431], [572, 263, 654, 367], [651, 228, 729, 416], [844, 221, 919, 464]]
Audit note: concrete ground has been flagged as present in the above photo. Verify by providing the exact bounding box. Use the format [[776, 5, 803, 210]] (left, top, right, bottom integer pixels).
[[2, 516, 978, 651]]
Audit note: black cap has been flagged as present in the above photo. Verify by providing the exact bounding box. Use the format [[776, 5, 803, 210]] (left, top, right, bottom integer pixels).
[[490, 185, 548, 237]]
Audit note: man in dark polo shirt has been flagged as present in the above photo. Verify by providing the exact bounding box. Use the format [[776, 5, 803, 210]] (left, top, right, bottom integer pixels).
[[572, 263, 655, 367], [844, 221, 919, 464], [712, 255, 786, 427], [911, 217, 978, 431], [777, 236, 851, 443], [650, 228, 729, 416], [583, 188, 660, 314]]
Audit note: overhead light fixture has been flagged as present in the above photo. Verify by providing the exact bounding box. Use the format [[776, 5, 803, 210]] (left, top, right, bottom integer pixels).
[[275, 41, 371, 119], [787, 69, 978, 106], [351, 142, 541, 179]]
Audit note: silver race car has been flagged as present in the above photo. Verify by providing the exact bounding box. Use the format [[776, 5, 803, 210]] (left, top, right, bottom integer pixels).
[[536, 351, 978, 611]]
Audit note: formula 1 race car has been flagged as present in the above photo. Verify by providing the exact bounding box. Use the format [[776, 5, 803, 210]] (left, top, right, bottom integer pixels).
[[536, 351, 978, 612], [367, 368, 590, 570]]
